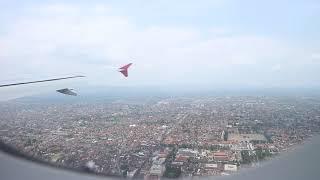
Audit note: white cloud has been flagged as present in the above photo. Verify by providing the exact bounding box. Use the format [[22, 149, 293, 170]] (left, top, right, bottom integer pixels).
[[271, 64, 281, 72], [0, 3, 315, 87], [311, 53, 320, 60]]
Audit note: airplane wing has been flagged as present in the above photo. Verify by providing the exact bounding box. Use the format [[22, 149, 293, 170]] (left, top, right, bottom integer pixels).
[[118, 63, 132, 77], [0, 76, 85, 88], [0, 63, 133, 99]]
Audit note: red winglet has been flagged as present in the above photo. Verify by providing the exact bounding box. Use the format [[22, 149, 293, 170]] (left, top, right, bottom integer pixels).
[[119, 63, 132, 77]]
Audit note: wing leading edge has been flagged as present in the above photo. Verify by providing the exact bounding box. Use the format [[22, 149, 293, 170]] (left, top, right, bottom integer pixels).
[[0, 76, 85, 88]]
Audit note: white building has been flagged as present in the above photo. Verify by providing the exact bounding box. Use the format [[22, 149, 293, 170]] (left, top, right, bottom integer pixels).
[[224, 164, 238, 172], [150, 164, 165, 176], [205, 163, 218, 169]]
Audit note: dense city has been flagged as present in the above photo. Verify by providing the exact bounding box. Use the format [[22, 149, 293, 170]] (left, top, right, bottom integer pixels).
[[0, 95, 320, 179]]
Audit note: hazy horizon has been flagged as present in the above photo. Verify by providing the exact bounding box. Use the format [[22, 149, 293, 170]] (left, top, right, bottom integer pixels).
[[2, 85, 320, 104]]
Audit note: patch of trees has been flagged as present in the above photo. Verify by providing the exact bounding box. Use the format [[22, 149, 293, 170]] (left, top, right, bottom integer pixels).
[[179, 144, 193, 149], [255, 147, 272, 161], [263, 132, 274, 143], [164, 166, 181, 178], [241, 150, 254, 164], [24, 138, 37, 147], [223, 131, 228, 141]]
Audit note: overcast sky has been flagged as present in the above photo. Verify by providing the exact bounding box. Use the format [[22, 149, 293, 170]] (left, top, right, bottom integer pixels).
[[0, 0, 320, 89]]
